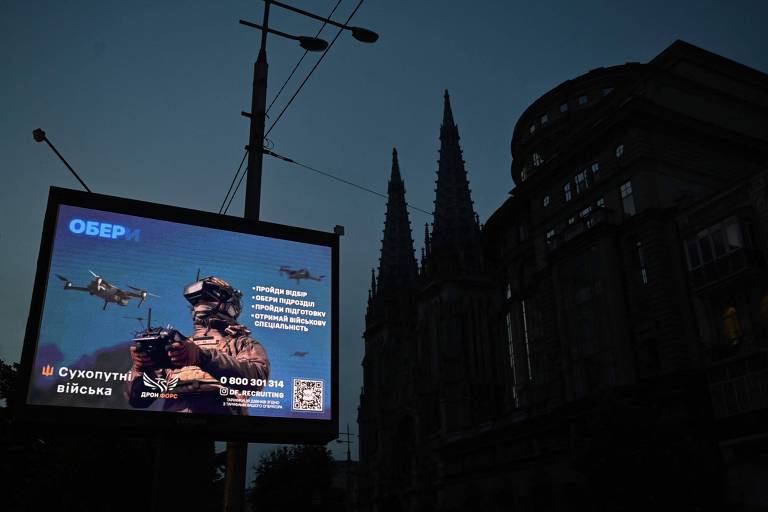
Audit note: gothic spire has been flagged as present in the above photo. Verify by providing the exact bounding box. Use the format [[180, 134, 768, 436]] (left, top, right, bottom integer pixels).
[[370, 268, 377, 296], [431, 90, 479, 253], [376, 148, 418, 293]]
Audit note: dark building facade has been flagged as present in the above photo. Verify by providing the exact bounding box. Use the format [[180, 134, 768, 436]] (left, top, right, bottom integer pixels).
[[359, 40, 768, 512]]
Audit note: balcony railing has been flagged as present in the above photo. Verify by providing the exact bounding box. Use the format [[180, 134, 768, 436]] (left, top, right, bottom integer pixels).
[[708, 350, 768, 419], [547, 207, 614, 251], [689, 248, 765, 289]]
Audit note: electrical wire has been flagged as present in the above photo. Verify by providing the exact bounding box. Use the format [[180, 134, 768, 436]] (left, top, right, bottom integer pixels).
[[223, 0, 368, 215], [264, 149, 433, 216], [266, 0, 343, 115], [219, 149, 249, 214], [221, 1, 344, 215], [265, 0, 365, 137], [223, 158, 249, 216]]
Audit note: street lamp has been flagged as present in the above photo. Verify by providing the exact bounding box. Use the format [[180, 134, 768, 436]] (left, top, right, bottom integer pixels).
[[266, 0, 379, 43], [31, 128, 92, 193], [224, 3, 377, 511], [337, 424, 356, 511], [238, 19, 329, 52], [239, 0, 378, 221]]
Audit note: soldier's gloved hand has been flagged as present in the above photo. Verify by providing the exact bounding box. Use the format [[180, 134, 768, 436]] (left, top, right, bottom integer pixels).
[[130, 346, 154, 372], [168, 339, 200, 367]]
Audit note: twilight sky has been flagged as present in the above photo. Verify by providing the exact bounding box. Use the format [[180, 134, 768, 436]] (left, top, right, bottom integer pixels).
[[2, 0, 767, 469]]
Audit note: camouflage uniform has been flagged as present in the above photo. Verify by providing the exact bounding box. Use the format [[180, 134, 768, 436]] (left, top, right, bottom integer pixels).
[[126, 276, 270, 415]]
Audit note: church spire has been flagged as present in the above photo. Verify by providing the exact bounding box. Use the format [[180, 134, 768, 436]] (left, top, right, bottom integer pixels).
[[371, 268, 377, 295], [376, 148, 418, 293], [431, 90, 479, 254]]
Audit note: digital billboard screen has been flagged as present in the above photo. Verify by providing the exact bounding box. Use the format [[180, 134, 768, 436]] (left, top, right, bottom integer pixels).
[[18, 187, 338, 442]]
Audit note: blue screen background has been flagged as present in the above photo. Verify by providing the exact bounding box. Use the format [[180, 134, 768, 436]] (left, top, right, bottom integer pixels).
[[29, 204, 332, 420]]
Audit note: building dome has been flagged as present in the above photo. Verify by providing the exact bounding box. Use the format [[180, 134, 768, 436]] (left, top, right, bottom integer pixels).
[[511, 63, 644, 186]]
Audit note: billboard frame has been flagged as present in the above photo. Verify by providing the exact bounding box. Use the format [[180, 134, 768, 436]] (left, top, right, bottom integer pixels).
[[15, 187, 339, 444]]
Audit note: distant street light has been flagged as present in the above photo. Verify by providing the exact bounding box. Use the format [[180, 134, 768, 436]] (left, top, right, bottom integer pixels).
[[32, 128, 92, 193]]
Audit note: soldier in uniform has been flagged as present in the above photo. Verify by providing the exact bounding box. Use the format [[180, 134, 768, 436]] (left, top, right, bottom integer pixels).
[[126, 276, 270, 415]]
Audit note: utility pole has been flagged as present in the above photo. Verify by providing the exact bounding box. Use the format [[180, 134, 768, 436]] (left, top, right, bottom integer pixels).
[[228, 2, 376, 510], [222, 2, 271, 511], [242, 1, 271, 221], [337, 424, 356, 511]]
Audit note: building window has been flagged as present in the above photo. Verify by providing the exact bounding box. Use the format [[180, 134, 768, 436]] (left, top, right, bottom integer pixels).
[[615, 144, 625, 158], [591, 162, 599, 175], [684, 217, 748, 270], [620, 180, 636, 216], [541, 114, 549, 125], [722, 307, 742, 345], [506, 312, 517, 372], [575, 170, 589, 194], [529, 123, 536, 134], [725, 221, 744, 251], [543, 194, 550, 207], [521, 299, 533, 381], [602, 87, 614, 96], [578, 95, 588, 105], [564, 182, 573, 202], [580, 206, 593, 227], [636, 241, 648, 284], [546, 229, 556, 243], [521, 165, 529, 181], [596, 197, 606, 208], [560, 102, 568, 113], [568, 216, 575, 225], [519, 224, 529, 241], [533, 152, 543, 167]]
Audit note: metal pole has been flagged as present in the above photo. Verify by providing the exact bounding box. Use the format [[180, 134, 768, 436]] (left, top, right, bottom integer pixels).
[[225, 1, 271, 507], [223, 440, 248, 512], [243, 0, 270, 221], [346, 423, 351, 462], [32, 129, 92, 193]]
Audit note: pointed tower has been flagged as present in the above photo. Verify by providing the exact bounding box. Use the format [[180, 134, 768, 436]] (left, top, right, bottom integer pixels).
[[425, 91, 482, 277], [413, 90, 505, 443], [376, 148, 419, 293], [360, 149, 420, 510]]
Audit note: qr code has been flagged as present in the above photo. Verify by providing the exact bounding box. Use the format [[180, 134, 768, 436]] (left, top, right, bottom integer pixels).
[[292, 379, 324, 412]]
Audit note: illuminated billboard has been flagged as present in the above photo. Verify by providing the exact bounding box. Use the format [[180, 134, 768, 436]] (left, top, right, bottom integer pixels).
[[18, 187, 338, 442]]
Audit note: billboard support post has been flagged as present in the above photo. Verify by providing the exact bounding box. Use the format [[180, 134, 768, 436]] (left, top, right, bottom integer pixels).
[[226, 1, 271, 509]]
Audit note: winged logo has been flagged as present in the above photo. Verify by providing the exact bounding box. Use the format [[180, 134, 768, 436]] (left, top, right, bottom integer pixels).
[[142, 373, 179, 392]]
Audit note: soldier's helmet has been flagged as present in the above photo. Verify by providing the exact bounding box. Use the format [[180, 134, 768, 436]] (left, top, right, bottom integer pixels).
[[183, 276, 243, 322]]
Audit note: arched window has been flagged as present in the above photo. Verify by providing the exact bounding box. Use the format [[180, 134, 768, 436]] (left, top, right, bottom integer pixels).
[[722, 306, 742, 345]]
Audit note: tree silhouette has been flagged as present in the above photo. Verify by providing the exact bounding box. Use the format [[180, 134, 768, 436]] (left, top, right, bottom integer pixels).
[[0, 359, 20, 408], [249, 444, 343, 511]]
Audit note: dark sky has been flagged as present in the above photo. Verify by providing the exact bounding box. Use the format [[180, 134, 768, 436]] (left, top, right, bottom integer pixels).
[[2, 0, 767, 470]]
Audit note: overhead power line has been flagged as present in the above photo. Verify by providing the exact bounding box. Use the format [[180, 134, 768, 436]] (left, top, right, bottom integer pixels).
[[264, 149, 433, 216], [265, 0, 366, 137], [219, 149, 249, 214], [266, 0, 343, 116], [222, 0, 348, 215]]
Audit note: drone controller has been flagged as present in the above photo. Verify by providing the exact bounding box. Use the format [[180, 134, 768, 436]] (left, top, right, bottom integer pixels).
[[132, 326, 186, 369]]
